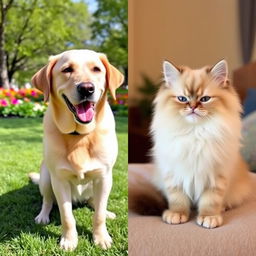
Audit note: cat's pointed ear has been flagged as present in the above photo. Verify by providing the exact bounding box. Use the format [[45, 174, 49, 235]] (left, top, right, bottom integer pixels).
[[210, 60, 229, 86], [163, 60, 180, 86]]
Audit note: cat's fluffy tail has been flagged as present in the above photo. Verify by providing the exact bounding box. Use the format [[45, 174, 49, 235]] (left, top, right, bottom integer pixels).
[[28, 172, 40, 185], [128, 166, 167, 216]]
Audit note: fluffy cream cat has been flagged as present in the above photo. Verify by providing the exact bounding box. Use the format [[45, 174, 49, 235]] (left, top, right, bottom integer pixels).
[[150, 60, 251, 228]]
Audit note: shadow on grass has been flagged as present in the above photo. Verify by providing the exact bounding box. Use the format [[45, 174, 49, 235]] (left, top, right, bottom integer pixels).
[[0, 182, 94, 244], [0, 117, 42, 128]]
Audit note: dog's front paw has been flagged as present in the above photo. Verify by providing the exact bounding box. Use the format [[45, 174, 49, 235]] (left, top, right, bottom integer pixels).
[[197, 214, 223, 228], [60, 235, 78, 251], [93, 231, 112, 250], [162, 210, 189, 224], [35, 212, 50, 225]]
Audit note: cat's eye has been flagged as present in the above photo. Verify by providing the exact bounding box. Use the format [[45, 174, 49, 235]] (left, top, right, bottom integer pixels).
[[200, 96, 211, 102], [177, 96, 188, 102]]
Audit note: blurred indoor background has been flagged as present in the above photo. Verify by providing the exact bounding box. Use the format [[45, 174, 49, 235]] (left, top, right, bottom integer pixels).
[[128, 0, 256, 163]]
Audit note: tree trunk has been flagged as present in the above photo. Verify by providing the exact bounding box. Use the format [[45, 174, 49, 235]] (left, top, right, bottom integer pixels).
[[0, 4, 9, 89], [0, 47, 9, 88], [8, 69, 14, 83], [124, 66, 128, 85]]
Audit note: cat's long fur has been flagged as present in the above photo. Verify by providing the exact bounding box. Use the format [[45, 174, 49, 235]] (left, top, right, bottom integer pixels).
[[149, 60, 251, 228]]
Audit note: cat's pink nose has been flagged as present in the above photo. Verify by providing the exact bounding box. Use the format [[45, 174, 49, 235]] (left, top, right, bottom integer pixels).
[[189, 102, 198, 111], [190, 106, 197, 111]]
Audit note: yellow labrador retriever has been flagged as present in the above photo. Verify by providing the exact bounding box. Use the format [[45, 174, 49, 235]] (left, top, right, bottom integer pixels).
[[29, 49, 124, 251]]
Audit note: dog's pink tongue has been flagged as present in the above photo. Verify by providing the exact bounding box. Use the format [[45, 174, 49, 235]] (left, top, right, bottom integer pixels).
[[75, 102, 94, 122]]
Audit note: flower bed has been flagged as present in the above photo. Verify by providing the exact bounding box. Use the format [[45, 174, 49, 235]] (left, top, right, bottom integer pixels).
[[109, 90, 128, 116], [0, 88, 46, 117], [0, 88, 128, 118]]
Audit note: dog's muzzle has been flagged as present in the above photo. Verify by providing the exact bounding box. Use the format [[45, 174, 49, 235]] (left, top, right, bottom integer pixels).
[[62, 94, 95, 124], [77, 82, 95, 99]]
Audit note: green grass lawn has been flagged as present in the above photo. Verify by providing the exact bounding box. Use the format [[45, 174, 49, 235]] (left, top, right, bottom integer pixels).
[[0, 116, 127, 256]]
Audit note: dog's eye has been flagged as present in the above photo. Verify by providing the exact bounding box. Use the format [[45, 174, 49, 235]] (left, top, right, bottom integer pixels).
[[92, 66, 101, 72], [62, 67, 73, 73]]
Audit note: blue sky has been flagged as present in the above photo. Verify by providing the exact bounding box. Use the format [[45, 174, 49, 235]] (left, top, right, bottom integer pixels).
[[85, 0, 98, 13], [73, 0, 97, 13]]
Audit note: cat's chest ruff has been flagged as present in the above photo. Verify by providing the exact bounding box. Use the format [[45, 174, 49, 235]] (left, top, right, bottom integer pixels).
[[157, 125, 229, 201], [159, 125, 226, 161]]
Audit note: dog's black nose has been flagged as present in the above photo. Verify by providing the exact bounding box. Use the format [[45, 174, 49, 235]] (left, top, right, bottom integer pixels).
[[77, 82, 95, 98]]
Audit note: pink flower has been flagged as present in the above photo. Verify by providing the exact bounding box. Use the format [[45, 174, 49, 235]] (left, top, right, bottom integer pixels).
[[0, 99, 8, 106], [31, 90, 37, 97], [11, 98, 19, 105]]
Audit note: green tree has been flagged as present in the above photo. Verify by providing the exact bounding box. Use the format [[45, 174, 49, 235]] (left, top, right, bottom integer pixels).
[[91, 0, 127, 83], [0, 0, 14, 88], [0, 0, 91, 88]]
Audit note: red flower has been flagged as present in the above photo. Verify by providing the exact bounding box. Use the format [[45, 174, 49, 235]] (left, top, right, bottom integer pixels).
[[18, 89, 26, 97]]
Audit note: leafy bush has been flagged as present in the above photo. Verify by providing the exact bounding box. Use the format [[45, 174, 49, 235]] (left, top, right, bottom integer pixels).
[[0, 101, 47, 118]]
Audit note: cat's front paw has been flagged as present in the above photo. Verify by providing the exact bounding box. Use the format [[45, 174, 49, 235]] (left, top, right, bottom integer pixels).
[[197, 214, 223, 228], [162, 210, 189, 224]]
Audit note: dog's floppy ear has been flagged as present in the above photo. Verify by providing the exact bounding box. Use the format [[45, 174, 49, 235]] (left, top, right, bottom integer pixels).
[[99, 54, 124, 100], [31, 55, 59, 101]]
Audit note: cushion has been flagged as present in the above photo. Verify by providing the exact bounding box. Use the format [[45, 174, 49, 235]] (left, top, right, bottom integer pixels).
[[243, 88, 256, 116], [242, 111, 256, 172], [129, 164, 256, 256]]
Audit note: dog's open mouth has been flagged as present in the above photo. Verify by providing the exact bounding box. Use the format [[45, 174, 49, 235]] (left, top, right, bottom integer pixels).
[[62, 95, 95, 124]]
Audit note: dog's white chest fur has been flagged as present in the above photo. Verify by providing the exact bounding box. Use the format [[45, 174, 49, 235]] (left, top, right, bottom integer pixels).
[[70, 178, 93, 203]]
